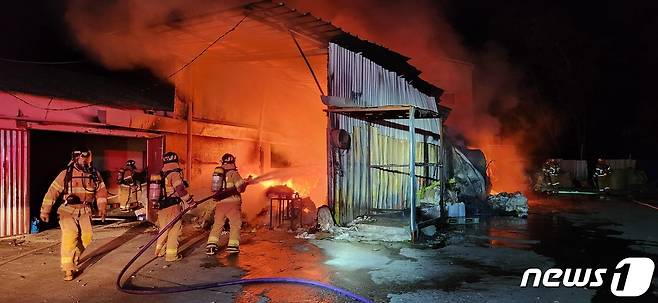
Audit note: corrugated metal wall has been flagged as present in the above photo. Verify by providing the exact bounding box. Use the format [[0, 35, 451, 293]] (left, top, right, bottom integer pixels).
[[328, 43, 442, 224], [0, 129, 29, 237]]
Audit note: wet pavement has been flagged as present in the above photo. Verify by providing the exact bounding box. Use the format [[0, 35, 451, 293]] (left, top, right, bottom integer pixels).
[[0, 195, 656, 302]]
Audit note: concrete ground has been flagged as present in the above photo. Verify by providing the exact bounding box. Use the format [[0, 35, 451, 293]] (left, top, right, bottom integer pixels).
[[0, 195, 656, 303]]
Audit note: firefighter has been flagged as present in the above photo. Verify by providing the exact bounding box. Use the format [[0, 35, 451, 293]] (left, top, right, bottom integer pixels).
[[193, 165, 219, 229], [154, 152, 195, 262], [206, 153, 251, 255], [542, 159, 561, 191], [593, 158, 612, 192], [39, 148, 108, 281], [117, 160, 141, 211]]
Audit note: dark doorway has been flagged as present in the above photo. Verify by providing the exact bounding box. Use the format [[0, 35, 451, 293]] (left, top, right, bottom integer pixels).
[[29, 130, 147, 229]]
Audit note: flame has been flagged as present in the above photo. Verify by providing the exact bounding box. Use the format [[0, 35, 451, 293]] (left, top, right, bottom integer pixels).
[[248, 172, 311, 197], [472, 132, 529, 193]]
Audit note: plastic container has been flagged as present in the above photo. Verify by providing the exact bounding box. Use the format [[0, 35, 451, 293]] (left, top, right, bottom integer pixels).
[[30, 217, 39, 233], [447, 202, 466, 218]]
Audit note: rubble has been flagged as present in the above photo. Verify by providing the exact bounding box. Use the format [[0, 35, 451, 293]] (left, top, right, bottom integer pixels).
[[317, 206, 335, 232], [294, 232, 316, 240], [451, 147, 488, 200], [419, 204, 441, 219], [348, 215, 376, 225], [420, 225, 437, 236], [487, 192, 529, 217]]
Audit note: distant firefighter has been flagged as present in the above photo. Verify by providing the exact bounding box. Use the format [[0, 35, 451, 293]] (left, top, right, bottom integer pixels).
[[116, 159, 143, 211], [542, 159, 561, 190], [152, 152, 195, 262], [206, 153, 252, 255], [593, 158, 612, 192], [39, 148, 108, 281]]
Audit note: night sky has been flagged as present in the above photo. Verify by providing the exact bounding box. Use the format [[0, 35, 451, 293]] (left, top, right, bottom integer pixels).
[[2, 0, 657, 161], [441, 0, 658, 160]]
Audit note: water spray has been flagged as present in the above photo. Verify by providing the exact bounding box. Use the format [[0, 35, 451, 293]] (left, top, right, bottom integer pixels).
[[116, 186, 372, 303]]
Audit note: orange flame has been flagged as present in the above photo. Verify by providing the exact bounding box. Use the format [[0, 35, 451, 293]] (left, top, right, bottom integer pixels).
[[473, 133, 529, 193], [248, 172, 312, 197]]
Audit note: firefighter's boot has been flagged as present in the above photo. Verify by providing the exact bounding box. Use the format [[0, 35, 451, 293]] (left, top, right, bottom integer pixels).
[[226, 245, 239, 254], [64, 270, 74, 281], [166, 254, 182, 262], [206, 243, 219, 255]]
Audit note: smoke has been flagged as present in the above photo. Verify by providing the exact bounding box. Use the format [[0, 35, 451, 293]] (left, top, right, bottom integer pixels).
[[287, 0, 560, 192], [66, 0, 329, 212], [65, 0, 248, 77], [65, 0, 558, 194]]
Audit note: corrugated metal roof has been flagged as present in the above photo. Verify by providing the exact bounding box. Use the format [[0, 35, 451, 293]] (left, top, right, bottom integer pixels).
[[244, 1, 444, 98]]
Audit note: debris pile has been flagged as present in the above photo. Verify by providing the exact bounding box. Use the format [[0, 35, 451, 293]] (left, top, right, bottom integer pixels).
[[349, 215, 376, 225], [316, 205, 335, 232], [294, 231, 316, 239], [487, 192, 528, 217]]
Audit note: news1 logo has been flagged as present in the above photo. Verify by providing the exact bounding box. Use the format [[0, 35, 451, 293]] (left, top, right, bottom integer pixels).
[[520, 258, 655, 297]]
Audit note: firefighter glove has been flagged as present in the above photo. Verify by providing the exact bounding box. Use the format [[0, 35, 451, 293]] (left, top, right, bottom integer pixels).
[[185, 197, 196, 209]]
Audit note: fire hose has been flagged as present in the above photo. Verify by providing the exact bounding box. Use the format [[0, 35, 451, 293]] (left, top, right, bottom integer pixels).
[[116, 187, 373, 303]]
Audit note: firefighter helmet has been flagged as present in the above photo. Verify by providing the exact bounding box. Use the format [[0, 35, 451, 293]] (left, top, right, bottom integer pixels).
[[221, 153, 236, 164], [125, 159, 136, 169], [163, 152, 179, 164], [71, 147, 92, 161]]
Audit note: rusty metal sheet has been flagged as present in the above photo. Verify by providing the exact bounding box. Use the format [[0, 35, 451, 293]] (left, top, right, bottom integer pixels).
[[328, 44, 444, 224], [0, 129, 29, 238]]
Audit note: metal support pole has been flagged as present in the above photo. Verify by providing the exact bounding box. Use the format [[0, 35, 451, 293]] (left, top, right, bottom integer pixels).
[[269, 198, 274, 230], [186, 101, 193, 175], [408, 107, 417, 241], [439, 117, 446, 221], [327, 113, 335, 215], [290, 31, 325, 96], [366, 123, 372, 214], [423, 135, 429, 188], [257, 97, 267, 174]]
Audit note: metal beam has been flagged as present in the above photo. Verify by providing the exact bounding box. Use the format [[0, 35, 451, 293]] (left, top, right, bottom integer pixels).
[[370, 163, 442, 168], [370, 166, 439, 181], [100, 108, 291, 144], [374, 119, 440, 140], [325, 105, 442, 119]]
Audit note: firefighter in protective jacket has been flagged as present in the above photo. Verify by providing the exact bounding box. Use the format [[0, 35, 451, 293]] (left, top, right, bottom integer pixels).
[[542, 159, 561, 190], [206, 153, 250, 255], [155, 152, 195, 262], [117, 159, 142, 211], [593, 158, 612, 192], [39, 148, 108, 281]]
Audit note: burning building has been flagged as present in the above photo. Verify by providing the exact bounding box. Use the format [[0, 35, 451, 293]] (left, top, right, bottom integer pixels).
[[0, 0, 477, 238]]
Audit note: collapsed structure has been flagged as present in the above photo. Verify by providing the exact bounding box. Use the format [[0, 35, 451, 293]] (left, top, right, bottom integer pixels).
[[0, 0, 482, 239]]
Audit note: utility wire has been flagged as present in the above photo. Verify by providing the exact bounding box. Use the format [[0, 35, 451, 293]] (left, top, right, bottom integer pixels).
[[0, 57, 85, 65], [165, 14, 249, 80], [44, 97, 54, 120], [2, 14, 249, 111], [2, 89, 101, 111]]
